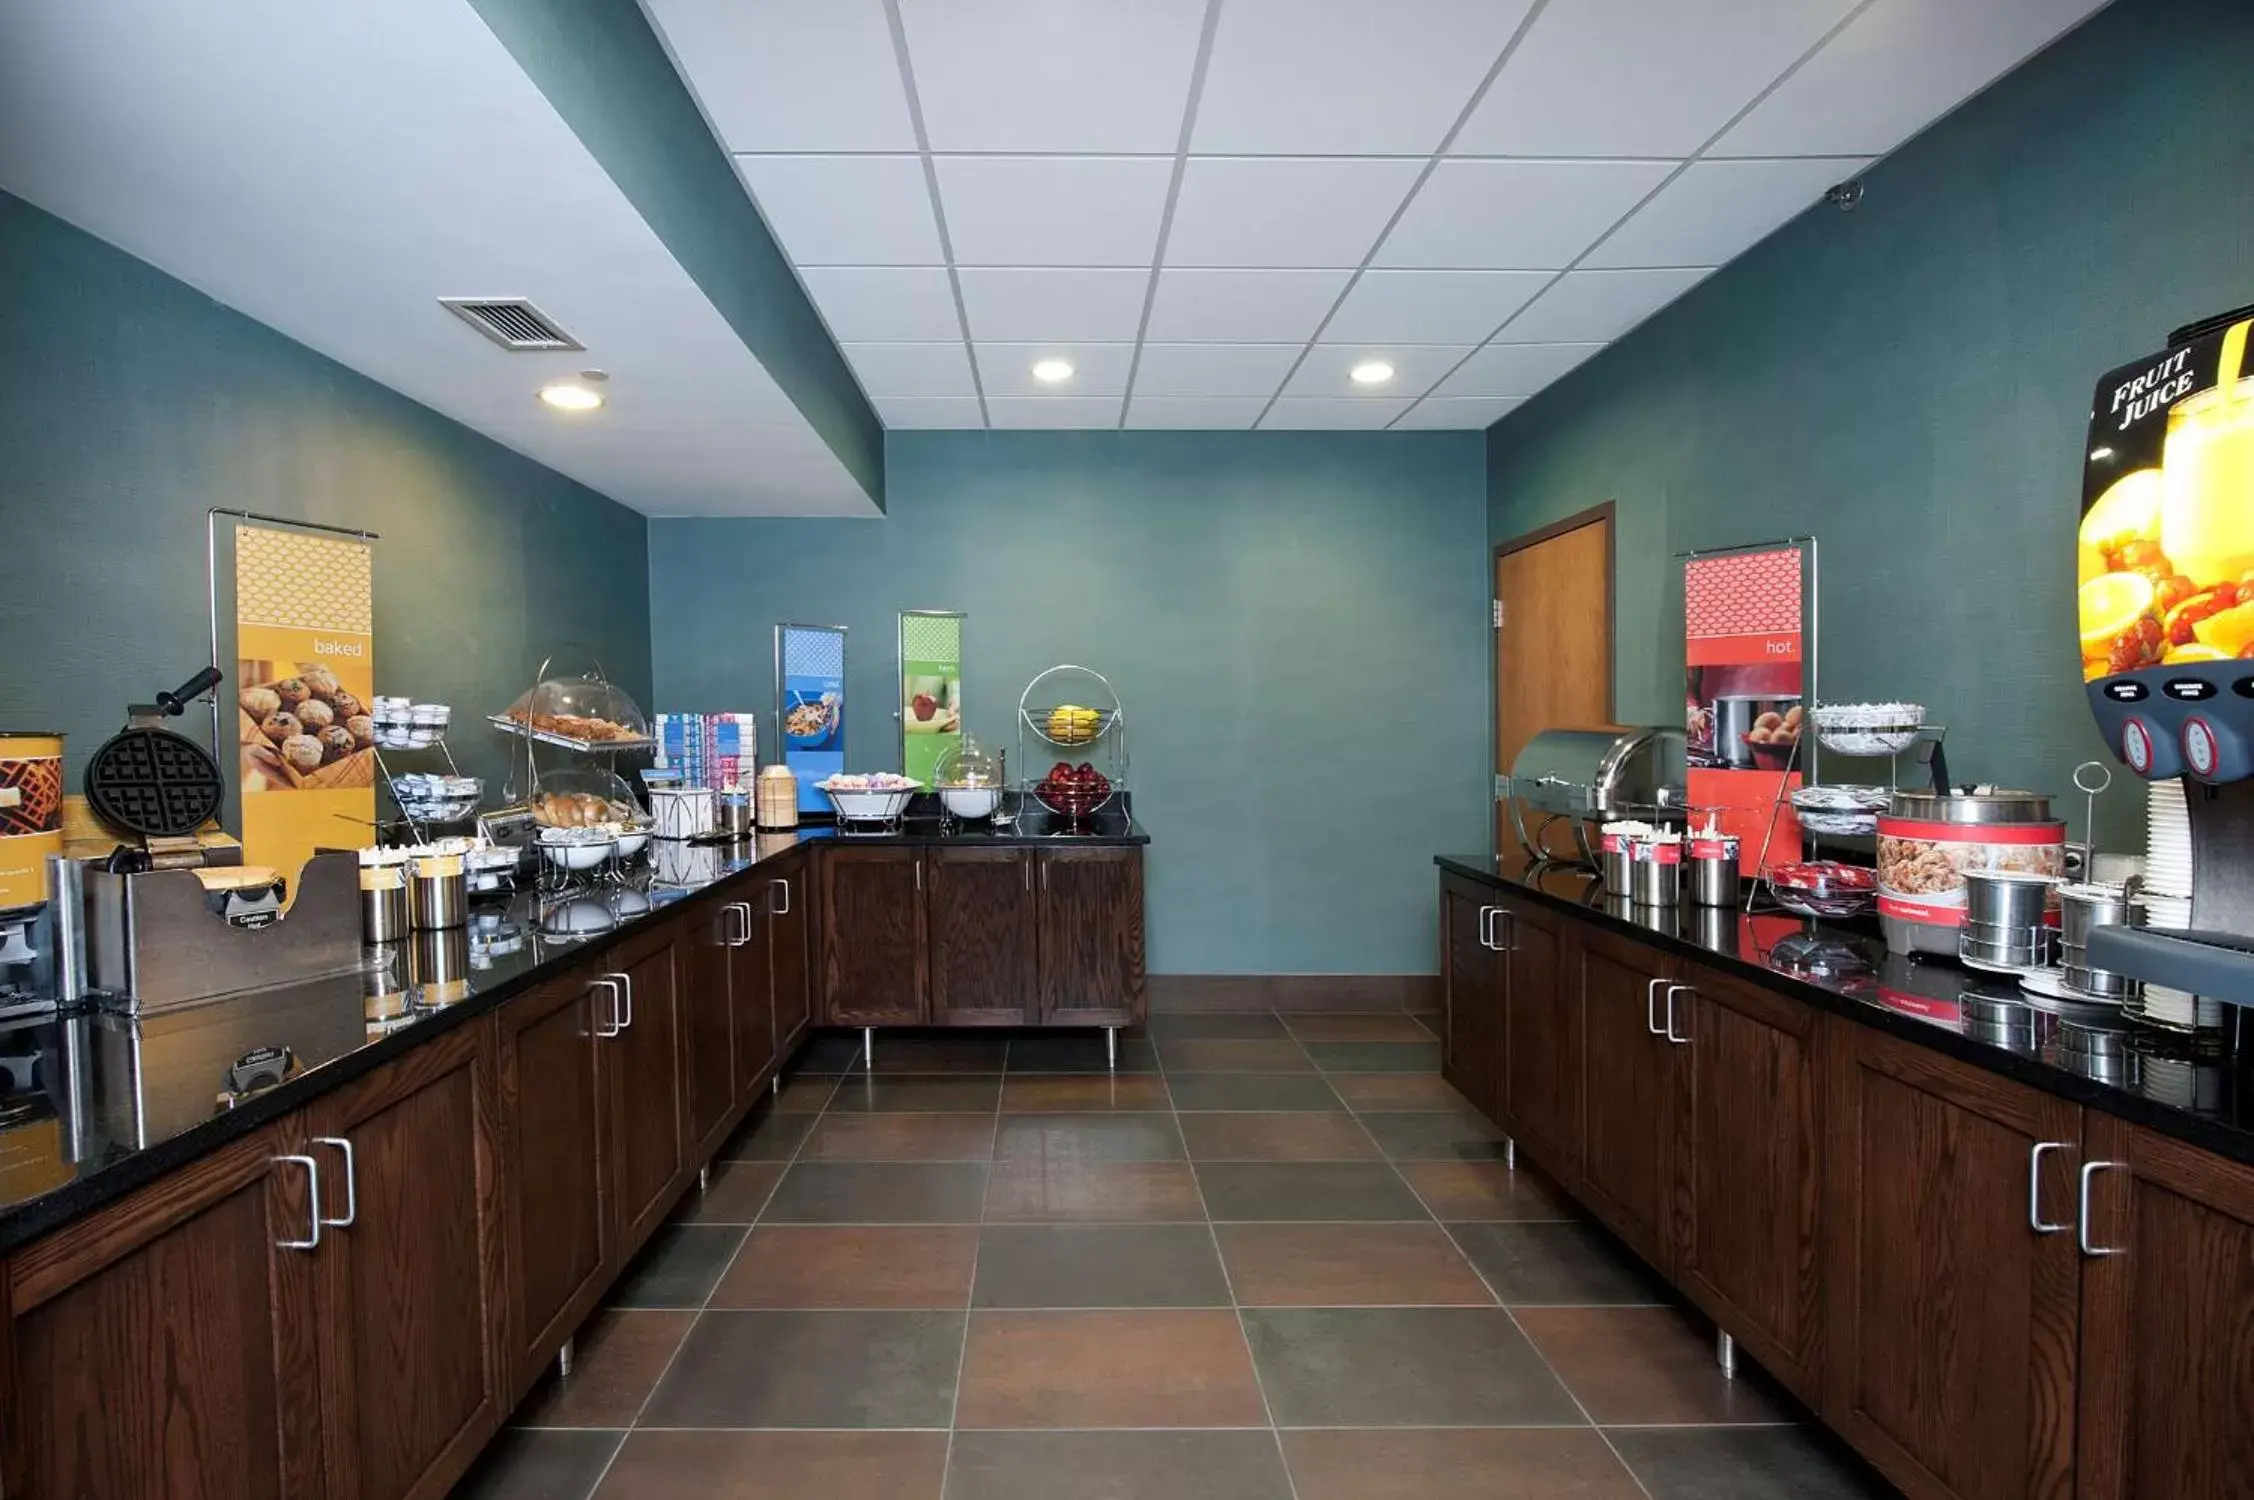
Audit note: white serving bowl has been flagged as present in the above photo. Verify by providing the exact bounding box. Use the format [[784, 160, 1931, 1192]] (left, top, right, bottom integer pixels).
[[614, 828, 652, 860], [538, 836, 616, 871], [940, 786, 1001, 820]]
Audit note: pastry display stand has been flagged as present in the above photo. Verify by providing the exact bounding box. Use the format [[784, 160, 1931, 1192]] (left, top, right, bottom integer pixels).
[[494, 649, 656, 896]]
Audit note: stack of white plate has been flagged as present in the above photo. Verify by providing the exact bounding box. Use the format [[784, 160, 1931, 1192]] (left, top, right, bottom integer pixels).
[[2140, 780, 2201, 1030]]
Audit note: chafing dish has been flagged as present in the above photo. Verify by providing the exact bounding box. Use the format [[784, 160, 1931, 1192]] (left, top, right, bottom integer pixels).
[[1505, 726, 1687, 867]]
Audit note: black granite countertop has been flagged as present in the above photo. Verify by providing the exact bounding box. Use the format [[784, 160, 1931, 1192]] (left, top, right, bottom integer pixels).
[[0, 820, 1148, 1253], [1437, 851, 2254, 1169]]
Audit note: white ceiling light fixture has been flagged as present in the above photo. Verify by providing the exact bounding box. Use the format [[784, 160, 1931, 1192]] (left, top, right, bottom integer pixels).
[[1031, 357, 1077, 384], [538, 383, 604, 412], [1349, 359, 1396, 386]]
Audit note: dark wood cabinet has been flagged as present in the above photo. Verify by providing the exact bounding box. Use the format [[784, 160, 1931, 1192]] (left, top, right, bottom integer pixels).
[[1497, 897, 1572, 1163], [731, 896, 777, 1103], [304, 1023, 504, 1500], [820, 846, 927, 1025], [1573, 925, 1676, 1270], [1670, 962, 1824, 1403], [2, 1126, 322, 1500], [1439, 877, 1502, 1118], [768, 866, 813, 1055], [1037, 847, 1144, 1026], [680, 903, 740, 1160], [930, 847, 1038, 1024], [2075, 1114, 2254, 1500], [495, 969, 610, 1399], [600, 931, 687, 1256], [1822, 1021, 2082, 1500]]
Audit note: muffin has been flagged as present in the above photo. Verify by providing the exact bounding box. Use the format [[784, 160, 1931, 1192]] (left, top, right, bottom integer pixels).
[[294, 697, 335, 732], [272, 678, 311, 711], [317, 725, 357, 762], [328, 689, 364, 721], [260, 711, 302, 747], [301, 666, 341, 702], [239, 686, 281, 722], [345, 714, 376, 749], [281, 734, 326, 775]]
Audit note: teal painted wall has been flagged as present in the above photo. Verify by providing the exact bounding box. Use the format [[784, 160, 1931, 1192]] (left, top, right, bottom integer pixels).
[[0, 190, 652, 798], [650, 431, 1489, 975], [1485, 0, 2252, 850]]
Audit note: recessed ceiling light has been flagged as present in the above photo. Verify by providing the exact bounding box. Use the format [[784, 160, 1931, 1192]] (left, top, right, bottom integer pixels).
[[1031, 358, 1076, 384], [1349, 359, 1396, 386], [539, 383, 603, 411]]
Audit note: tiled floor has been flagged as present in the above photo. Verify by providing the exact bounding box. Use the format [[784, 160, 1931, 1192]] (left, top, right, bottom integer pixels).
[[455, 1009, 1896, 1499]]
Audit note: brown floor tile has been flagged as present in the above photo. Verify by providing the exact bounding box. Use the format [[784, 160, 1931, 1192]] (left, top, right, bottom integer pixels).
[[1409, 1010, 1444, 1038], [639, 1309, 965, 1428], [824, 1074, 1004, 1113], [946, 1431, 1294, 1500], [1280, 1429, 1643, 1500], [866, 1036, 1013, 1073], [1451, 1221, 1670, 1305], [983, 1160, 1208, 1222], [1000, 1074, 1172, 1112], [711, 1225, 979, 1309], [1217, 1223, 1495, 1306], [1284, 1013, 1437, 1044], [789, 1033, 867, 1073], [973, 1224, 1231, 1308], [1515, 1306, 1789, 1425], [1357, 1109, 1510, 1162], [1146, 1011, 1291, 1040], [1399, 1160, 1573, 1221], [1327, 1072, 1478, 1110], [672, 1159, 787, 1225], [761, 1162, 990, 1223], [1193, 1161, 1428, 1222], [515, 1309, 693, 1427], [595, 1430, 948, 1500], [1007, 1035, 1162, 1073], [1301, 1040, 1442, 1073], [717, 1108, 819, 1160], [457, 1429, 622, 1500], [1166, 1073, 1347, 1112], [1156, 1038, 1314, 1073], [803, 1112, 998, 1161], [993, 1113, 1186, 1163], [1242, 1306, 1581, 1426], [956, 1310, 1267, 1428], [770, 1073, 841, 1112], [608, 1225, 746, 1308], [1608, 1426, 1896, 1498], [1179, 1111, 1380, 1161]]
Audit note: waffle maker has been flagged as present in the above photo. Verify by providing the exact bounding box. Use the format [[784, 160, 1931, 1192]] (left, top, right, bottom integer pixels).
[[84, 669, 234, 875]]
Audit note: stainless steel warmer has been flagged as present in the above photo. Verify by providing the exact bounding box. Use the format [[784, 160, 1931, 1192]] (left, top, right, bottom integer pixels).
[[1505, 726, 1687, 867]]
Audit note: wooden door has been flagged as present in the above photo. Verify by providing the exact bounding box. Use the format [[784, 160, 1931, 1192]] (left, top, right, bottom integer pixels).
[[2, 1125, 323, 1500], [1670, 962, 1824, 1403], [1574, 924, 1675, 1271], [931, 846, 1038, 1024], [731, 897, 778, 1104], [769, 864, 814, 1055], [1439, 877, 1502, 1120], [2075, 1114, 2254, 1500], [1037, 847, 1144, 1026], [602, 932, 687, 1256], [307, 1022, 504, 1500], [1495, 506, 1613, 853], [681, 902, 740, 1159], [496, 968, 609, 1399], [1498, 897, 1572, 1162], [1822, 1020, 2081, 1500], [820, 846, 927, 1025]]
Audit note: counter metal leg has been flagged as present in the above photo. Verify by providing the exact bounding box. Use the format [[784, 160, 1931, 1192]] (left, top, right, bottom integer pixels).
[[558, 1336, 574, 1379], [863, 1027, 873, 1069], [773, 1072, 781, 1095], [698, 1165, 710, 1194], [1716, 1331, 1737, 1380], [1106, 1027, 1117, 1073], [1505, 1138, 1517, 1173]]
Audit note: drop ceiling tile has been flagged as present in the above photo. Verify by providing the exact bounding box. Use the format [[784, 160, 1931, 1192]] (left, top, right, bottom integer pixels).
[[1376, 159, 1677, 270], [1432, 342, 1605, 398], [985, 397, 1124, 429], [1131, 343, 1301, 398], [1452, 0, 1859, 158], [937, 156, 1172, 267], [1495, 268, 1710, 344], [1585, 157, 1870, 270], [1282, 344, 1471, 401], [900, 0, 1208, 152], [1261, 398, 1414, 430], [1144, 269, 1353, 343], [955, 267, 1151, 342], [1192, 0, 1537, 155], [1164, 157, 1423, 269], [1320, 270, 1552, 346], [735, 155, 941, 265], [799, 267, 964, 341], [875, 395, 987, 428], [1125, 396, 1271, 429], [974, 341, 1136, 398], [1391, 397, 1526, 429], [1714, 0, 2110, 157], [644, 0, 915, 151], [839, 342, 976, 397]]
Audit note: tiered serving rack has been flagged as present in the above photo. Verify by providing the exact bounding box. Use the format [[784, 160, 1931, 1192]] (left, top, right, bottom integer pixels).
[[1746, 703, 1945, 921], [1015, 664, 1128, 834], [494, 650, 656, 892]]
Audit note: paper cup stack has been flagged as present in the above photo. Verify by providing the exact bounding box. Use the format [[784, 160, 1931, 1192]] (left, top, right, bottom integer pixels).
[[2138, 780, 2204, 1030]]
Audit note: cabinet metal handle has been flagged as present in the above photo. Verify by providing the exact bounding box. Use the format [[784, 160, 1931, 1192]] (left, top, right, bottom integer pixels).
[[916, 860, 924, 893], [1662, 984, 1691, 1044], [723, 902, 753, 947], [770, 877, 791, 915], [311, 1136, 357, 1228], [2027, 1142, 2072, 1233], [602, 971, 633, 1030], [592, 977, 622, 1038], [2078, 1160, 2125, 1257], [273, 1154, 322, 1251], [1041, 859, 1049, 891], [1024, 856, 1032, 891], [1645, 977, 1668, 1035], [1478, 906, 1497, 950], [1494, 910, 1515, 953]]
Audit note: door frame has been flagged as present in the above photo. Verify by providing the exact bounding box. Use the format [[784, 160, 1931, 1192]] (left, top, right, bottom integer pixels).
[[1493, 501, 1617, 852]]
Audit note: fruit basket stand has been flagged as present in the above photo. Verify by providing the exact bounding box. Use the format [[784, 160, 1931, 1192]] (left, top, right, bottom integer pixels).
[[1017, 664, 1127, 834]]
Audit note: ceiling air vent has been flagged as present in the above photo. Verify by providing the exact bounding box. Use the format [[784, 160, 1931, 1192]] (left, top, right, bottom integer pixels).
[[438, 297, 584, 351]]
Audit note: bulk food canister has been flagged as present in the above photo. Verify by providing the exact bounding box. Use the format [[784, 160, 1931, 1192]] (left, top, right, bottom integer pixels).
[[1876, 788, 2067, 957]]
